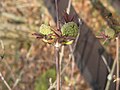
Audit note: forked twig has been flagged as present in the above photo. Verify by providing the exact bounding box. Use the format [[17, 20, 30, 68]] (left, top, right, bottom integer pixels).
[[105, 36, 120, 90], [105, 58, 116, 90]]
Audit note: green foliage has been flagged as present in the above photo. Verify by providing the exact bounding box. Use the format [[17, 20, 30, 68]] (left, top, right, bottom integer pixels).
[[39, 24, 53, 35], [113, 26, 120, 33], [105, 28, 115, 38], [61, 22, 79, 37], [34, 69, 56, 90]]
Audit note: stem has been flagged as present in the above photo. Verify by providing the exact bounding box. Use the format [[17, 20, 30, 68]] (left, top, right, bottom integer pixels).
[[67, 0, 74, 85], [105, 36, 120, 90], [102, 38, 108, 45], [101, 55, 111, 73], [55, 0, 59, 29], [66, 0, 72, 14], [48, 56, 71, 90], [55, 43, 60, 90], [0, 40, 5, 60], [105, 58, 116, 90], [116, 36, 119, 90], [69, 45, 75, 80], [55, 0, 61, 90], [60, 46, 64, 75]]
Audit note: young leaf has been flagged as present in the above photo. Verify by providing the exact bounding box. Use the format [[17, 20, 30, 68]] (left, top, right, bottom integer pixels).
[[39, 24, 53, 35], [105, 28, 115, 38]]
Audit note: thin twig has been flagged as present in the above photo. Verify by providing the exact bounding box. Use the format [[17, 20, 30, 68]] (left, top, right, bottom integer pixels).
[[116, 36, 119, 90], [58, 40, 65, 89], [12, 70, 24, 89], [66, 0, 75, 86], [55, 0, 61, 90], [4, 61, 16, 81], [101, 55, 111, 73], [48, 58, 71, 90], [105, 58, 116, 90], [66, 0, 72, 14], [0, 40, 5, 60], [0, 72, 12, 90], [0, 40, 4, 50], [55, 0, 59, 29], [55, 43, 60, 90], [102, 38, 108, 45], [105, 36, 120, 90], [69, 45, 75, 78], [59, 46, 64, 75]]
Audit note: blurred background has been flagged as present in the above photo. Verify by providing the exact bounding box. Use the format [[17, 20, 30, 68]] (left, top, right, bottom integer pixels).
[[0, 0, 119, 90]]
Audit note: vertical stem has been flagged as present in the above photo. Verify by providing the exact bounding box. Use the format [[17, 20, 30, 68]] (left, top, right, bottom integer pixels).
[[66, 0, 74, 84], [66, 0, 72, 14], [55, 0, 59, 29], [116, 36, 119, 90], [55, 45, 60, 90], [60, 46, 64, 74], [55, 0, 60, 90], [0, 40, 5, 60], [69, 45, 75, 84]]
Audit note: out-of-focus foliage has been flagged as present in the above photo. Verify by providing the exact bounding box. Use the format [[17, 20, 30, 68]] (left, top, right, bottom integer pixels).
[[35, 69, 56, 90], [105, 28, 115, 38]]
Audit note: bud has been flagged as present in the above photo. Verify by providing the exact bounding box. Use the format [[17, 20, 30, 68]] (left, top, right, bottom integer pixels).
[[61, 22, 78, 37], [105, 28, 115, 38], [39, 24, 53, 35]]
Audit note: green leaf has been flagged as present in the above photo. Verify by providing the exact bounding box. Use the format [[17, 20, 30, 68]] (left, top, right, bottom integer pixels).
[[113, 26, 120, 33], [105, 28, 115, 38]]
